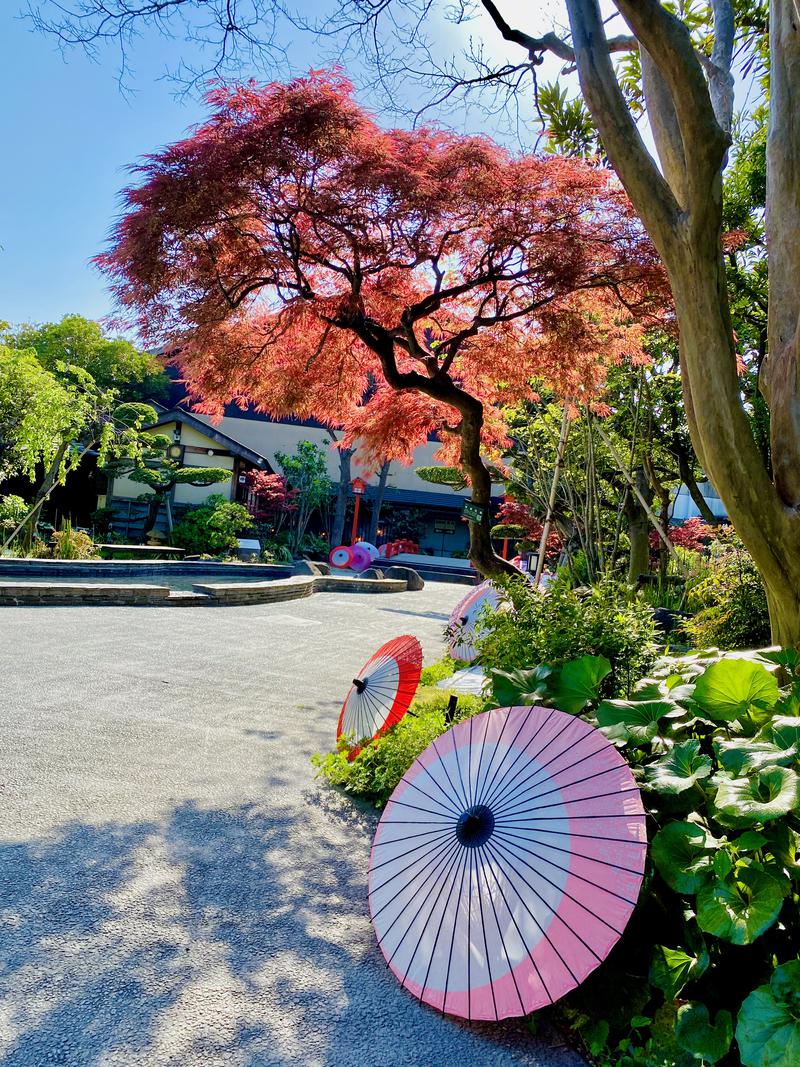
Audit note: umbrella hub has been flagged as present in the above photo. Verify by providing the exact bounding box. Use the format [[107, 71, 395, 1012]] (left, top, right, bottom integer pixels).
[[352, 677, 366, 693], [456, 804, 495, 849]]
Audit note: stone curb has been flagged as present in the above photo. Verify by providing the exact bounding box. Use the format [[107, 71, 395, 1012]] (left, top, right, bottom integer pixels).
[[0, 573, 408, 607]]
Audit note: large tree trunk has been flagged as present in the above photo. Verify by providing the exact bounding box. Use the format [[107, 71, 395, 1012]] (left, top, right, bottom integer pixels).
[[565, 0, 800, 645], [142, 492, 165, 538]]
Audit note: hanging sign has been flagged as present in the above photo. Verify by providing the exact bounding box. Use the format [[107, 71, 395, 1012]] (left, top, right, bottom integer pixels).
[[461, 500, 487, 523]]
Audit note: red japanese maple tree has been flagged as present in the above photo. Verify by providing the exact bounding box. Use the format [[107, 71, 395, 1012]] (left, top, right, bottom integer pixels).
[[99, 70, 662, 576]]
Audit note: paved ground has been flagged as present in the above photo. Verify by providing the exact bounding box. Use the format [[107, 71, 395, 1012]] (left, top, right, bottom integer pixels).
[[0, 584, 582, 1067]]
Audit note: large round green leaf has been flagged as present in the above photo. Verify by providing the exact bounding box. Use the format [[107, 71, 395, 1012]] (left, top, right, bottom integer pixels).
[[645, 739, 713, 795], [597, 698, 677, 744], [675, 1003, 733, 1064], [693, 660, 779, 721], [737, 960, 800, 1067], [696, 869, 785, 944], [652, 822, 716, 894], [771, 716, 800, 752], [713, 768, 800, 827], [715, 739, 795, 776], [650, 943, 709, 1000], [548, 654, 611, 714]]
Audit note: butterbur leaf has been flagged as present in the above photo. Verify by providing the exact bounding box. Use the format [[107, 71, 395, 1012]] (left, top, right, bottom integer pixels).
[[596, 698, 677, 744], [650, 944, 709, 1000], [696, 868, 786, 944], [762, 648, 800, 673], [675, 1003, 733, 1064], [693, 659, 779, 721], [713, 767, 800, 827], [714, 850, 734, 878], [715, 738, 795, 775], [770, 716, 800, 752], [489, 665, 551, 707], [645, 739, 713, 794], [652, 822, 716, 894], [735, 830, 768, 852], [736, 960, 800, 1067], [547, 654, 611, 714]]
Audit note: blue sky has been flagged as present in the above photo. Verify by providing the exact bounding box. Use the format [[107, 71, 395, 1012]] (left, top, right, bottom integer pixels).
[[1, 14, 245, 325], [0, 2, 566, 330]]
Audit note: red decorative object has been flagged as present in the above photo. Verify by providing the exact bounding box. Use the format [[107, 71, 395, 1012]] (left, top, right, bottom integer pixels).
[[338, 635, 423, 749]]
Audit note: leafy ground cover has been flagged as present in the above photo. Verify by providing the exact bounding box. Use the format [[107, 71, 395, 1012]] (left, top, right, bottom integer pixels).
[[315, 644, 800, 1065]]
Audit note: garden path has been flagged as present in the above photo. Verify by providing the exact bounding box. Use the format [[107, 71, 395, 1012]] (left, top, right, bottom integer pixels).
[[0, 585, 583, 1067]]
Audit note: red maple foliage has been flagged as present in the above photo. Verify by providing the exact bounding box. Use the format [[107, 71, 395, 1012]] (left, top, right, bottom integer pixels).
[[98, 71, 663, 574], [650, 516, 714, 553], [494, 500, 562, 559], [245, 470, 298, 525]]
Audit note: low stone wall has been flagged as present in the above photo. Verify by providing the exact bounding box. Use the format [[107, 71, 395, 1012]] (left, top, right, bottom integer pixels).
[[0, 583, 172, 607], [0, 572, 408, 607]]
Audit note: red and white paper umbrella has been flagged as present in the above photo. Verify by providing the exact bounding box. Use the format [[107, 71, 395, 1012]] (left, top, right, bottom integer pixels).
[[329, 545, 353, 569], [369, 705, 646, 1020], [447, 580, 502, 663], [337, 635, 423, 745]]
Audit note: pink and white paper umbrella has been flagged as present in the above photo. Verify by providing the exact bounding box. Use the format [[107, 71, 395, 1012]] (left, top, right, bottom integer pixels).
[[447, 580, 502, 663], [368, 705, 646, 1020]]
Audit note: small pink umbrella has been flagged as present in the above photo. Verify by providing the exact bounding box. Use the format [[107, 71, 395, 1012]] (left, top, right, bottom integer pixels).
[[447, 580, 502, 663], [368, 705, 646, 1020]]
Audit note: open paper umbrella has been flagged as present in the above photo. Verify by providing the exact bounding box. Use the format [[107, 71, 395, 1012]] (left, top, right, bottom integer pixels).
[[368, 704, 646, 1020], [337, 635, 423, 746], [447, 580, 502, 663]]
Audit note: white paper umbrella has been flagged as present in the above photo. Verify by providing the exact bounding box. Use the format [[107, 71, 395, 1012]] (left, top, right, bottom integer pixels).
[[447, 580, 502, 663], [338, 635, 422, 748], [368, 705, 646, 1020]]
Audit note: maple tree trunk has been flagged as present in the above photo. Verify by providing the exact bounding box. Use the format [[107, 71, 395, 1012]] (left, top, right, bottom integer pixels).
[[457, 398, 516, 579]]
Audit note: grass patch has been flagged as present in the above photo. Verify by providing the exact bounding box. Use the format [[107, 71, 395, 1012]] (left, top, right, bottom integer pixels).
[[311, 686, 484, 807], [419, 655, 461, 687]]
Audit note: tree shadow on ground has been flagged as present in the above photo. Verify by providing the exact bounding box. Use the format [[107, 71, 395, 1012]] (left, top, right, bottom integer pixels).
[[0, 799, 581, 1066]]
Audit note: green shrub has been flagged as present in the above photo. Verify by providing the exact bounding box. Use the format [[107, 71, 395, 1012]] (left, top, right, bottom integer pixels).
[[477, 574, 657, 697], [685, 534, 770, 650], [312, 687, 484, 807], [50, 520, 97, 559], [171, 494, 254, 555], [549, 649, 800, 1067], [0, 494, 28, 537], [419, 656, 459, 686]]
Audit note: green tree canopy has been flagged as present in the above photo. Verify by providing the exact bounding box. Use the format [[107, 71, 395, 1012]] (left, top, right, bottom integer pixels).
[[1, 315, 168, 401]]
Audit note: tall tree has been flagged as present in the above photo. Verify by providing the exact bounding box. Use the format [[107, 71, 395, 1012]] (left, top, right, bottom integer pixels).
[[94, 73, 659, 577], [468, 2, 799, 639], [2, 315, 168, 401]]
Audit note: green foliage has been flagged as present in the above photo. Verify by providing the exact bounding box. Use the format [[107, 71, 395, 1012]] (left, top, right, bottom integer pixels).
[[0, 345, 83, 480], [0, 495, 28, 535], [312, 688, 483, 807], [275, 441, 332, 552], [50, 521, 98, 560], [2, 315, 168, 401], [171, 495, 254, 555], [736, 960, 800, 1067], [553, 650, 800, 1065], [488, 655, 612, 715], [89, 506, 116, 538], [686, 534, 770, 650], [419, 656, 459, 687], [260, 537, 293, 563], [414, 465, 466, 489], [477, 575, 657, 698]]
